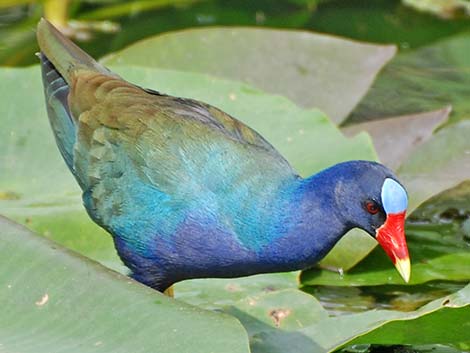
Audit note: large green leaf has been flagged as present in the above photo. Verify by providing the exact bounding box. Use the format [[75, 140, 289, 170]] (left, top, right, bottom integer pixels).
[[102, 27, 396, 124], [227, 289, 331, 353], [347, 31, 470, 125], [0, 64, 376, 271], [174, 269, 470, 351], [0, 216, 249, 353], [397, 120, 470, 211], [342, 106, 450, 170], [175, 276, 470, 353], [340, 283, 470, 349], [318, 229, 377, 272], [175, 272, 300, 310], [244, 283, 470, 352], [411, 180, 470, 221]]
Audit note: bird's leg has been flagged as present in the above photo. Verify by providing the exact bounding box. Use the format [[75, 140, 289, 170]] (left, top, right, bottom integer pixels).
[[163, 285, 174, 297]]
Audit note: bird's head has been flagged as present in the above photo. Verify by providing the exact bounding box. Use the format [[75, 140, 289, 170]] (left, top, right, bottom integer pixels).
[[328, 161, 410, 282]]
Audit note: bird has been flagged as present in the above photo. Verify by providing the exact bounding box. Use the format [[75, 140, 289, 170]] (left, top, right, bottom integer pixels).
[[37, 18, 410, 293]]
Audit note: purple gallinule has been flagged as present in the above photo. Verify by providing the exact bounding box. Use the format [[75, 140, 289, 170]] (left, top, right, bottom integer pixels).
[[37, 19, 410, 292]]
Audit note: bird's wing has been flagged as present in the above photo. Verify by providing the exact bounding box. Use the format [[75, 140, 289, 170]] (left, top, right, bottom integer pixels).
[[70, 72, 295, 235], [141, 86, 278, 153], [37, 17, 295, 235]]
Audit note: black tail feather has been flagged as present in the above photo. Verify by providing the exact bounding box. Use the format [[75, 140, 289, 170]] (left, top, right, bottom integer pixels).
[[40, 52, 76, 171]]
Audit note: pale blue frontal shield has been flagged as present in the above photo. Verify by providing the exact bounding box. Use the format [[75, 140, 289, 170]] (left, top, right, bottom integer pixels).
[[381, 178, 408, 214]]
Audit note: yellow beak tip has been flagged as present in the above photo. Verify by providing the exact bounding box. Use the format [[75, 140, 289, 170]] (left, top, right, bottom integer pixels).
[[395, 258, 411, 283]]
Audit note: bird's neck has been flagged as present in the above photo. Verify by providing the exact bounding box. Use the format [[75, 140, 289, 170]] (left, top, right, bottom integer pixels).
[[258, 170, 352, 272]]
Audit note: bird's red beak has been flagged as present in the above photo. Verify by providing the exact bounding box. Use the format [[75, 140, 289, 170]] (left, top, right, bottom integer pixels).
[[376, 211, 410, 283]]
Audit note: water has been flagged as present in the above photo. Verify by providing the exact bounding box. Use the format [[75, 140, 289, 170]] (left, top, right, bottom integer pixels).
[[307, 281, 466, 317]]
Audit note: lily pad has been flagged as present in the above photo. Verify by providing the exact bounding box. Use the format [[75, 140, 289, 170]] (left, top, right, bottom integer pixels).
[[226, 289, 327, 331], [347, 31, 470, 125], [175, 272, 300, 310], [318, 229, 377, 272], [340, 283, 470, 348], [200, 280, 470, 353], [0, 216, 249, 353], [228, 289, 330, 353], [271, 284, 470, 352], [411, 180, 470, 221], [102, 27, 396, 124], [397, 120, 470, 212], [342, 106, 450, 170]]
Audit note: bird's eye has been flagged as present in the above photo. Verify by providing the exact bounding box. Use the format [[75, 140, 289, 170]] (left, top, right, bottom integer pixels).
[[365, 201, 379, 215]]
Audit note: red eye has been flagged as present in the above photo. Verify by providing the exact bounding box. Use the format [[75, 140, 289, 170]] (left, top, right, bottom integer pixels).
[[365, 201, 379, 215]]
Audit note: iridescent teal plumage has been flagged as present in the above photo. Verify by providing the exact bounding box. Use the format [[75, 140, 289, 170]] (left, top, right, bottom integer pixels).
[[38, 19, 411, 291]]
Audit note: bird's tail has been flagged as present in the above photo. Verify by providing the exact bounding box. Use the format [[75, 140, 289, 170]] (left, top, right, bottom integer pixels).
[[36, 18, 116, 173], [36, 18, 112, 83], [39, 52, 76, 169]]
